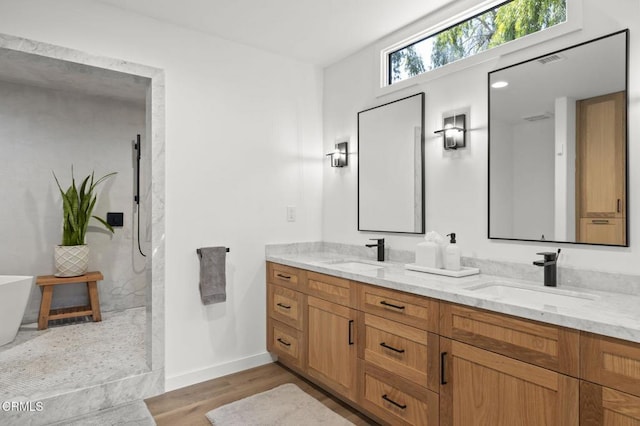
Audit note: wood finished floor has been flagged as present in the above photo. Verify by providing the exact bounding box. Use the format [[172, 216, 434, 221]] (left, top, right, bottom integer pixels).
[[145, 362, 376, 425]]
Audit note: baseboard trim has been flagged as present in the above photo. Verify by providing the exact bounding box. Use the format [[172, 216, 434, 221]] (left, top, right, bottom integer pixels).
[[165, 352, 275, 391]]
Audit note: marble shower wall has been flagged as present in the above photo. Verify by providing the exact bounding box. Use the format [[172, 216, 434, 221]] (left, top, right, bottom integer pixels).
[[0, 79, 149, 323]]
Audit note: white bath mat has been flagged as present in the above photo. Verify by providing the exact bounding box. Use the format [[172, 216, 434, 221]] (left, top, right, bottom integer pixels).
[[205, 383, 354, 425]]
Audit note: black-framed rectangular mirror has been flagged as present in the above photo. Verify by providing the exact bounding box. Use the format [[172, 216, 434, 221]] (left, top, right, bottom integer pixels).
[[489, 30, 628, 246], [358, 93, 425, 234]]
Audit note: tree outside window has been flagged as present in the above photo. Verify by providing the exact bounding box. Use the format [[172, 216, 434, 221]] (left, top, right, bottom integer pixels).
[[389, 0, 566, 84]]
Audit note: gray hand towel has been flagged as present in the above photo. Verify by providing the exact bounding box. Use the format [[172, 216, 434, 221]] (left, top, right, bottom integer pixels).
[[197, 246, 227, 305]]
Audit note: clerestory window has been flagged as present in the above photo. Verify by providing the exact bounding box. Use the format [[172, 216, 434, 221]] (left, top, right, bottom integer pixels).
[[387, 0, 567, 85]]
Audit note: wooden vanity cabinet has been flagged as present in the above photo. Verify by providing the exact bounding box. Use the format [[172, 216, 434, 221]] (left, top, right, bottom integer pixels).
[[266, 261, 640, 425], [267, 264, 359, 402]]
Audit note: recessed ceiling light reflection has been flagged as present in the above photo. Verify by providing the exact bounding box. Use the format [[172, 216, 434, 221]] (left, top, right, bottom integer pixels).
[[491, 81, 509, 89]]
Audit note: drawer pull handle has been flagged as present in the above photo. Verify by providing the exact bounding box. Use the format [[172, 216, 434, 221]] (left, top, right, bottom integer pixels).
[[348, 320, 354, 345], [276, 302, 291, 310], [380, 300, 405, 310], [591, 219, 610, 224], [380, 342, 405, 354], [276, 273, 291, 280], [441, 352, 448, 385], [277, 338, 291, 347], [382, 394, 407, 410], [617, 199, 622, 213]]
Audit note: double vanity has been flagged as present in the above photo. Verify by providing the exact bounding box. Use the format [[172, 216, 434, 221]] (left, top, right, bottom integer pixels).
[[264, 27, 636, 426], [265, 249, 640, 425]]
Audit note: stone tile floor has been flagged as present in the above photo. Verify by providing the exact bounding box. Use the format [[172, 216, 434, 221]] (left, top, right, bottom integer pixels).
[[0, 307, 147, 401]]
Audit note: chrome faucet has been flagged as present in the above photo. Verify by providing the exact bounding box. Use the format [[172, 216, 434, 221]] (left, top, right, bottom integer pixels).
[[366, 238, 385, 262], [533, 249, 561, 287]]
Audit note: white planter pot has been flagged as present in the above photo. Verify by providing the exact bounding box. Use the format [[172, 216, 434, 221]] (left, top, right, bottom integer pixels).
[[54, 245, 89, 277]]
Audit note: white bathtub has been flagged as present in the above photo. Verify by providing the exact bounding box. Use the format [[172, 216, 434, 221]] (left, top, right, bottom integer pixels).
[[0, 275, 34, 347]]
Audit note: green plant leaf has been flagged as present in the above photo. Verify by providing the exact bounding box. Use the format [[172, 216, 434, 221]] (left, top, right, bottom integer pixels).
[[53, 168, 117, 245], [92, 215, 115, 234]]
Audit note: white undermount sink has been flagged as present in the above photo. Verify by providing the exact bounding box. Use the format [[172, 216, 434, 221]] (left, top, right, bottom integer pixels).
[[466, 281, 598, 309], [324, 261, 384, 273]]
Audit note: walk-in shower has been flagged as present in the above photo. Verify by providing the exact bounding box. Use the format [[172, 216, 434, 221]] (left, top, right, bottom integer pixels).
[[0, 32, 164, 424]]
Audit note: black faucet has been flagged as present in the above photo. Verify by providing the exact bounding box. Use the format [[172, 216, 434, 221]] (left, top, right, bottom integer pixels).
[[533, 249, 561, 287], [365, 238, 385, 262]]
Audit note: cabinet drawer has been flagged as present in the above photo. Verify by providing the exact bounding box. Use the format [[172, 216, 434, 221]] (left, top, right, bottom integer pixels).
[[440, 303, 579, 376], [267, 283, 304, 330], [359, 284, 438, 332], [579, 218, 625, 246], [581, 381, 640, 425], [306, 271, 354, 307], [361, 313, 439, 391], [361, 362, 439, 426], [267, 262, 302, 290], [582, 332, 640, 397], [267, 319, 303, 370]]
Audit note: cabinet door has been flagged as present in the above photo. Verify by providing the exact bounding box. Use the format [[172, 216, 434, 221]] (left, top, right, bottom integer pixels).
[[581, 381, 640, 426], [440, 338, 579, 426], [307, 296, 358, 401]]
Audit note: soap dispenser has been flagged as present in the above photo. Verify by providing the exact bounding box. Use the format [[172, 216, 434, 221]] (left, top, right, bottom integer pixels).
[[445, 233, 461, 271], [416, 231, 444, 269]]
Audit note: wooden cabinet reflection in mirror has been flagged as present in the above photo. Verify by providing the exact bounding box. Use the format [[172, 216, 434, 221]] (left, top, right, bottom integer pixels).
[[576, 91, 626, 245]]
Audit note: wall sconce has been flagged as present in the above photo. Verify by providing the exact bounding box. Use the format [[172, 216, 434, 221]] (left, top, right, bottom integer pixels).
[[434, 114, 466, 150], [326, 141, 348, 167]]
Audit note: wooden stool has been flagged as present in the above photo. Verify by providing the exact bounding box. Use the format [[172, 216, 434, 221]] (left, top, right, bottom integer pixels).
[[36, 271, 104, 330]]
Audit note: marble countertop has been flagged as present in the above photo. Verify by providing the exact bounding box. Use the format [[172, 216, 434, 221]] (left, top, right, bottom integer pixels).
[[266, 252, 640, 344]]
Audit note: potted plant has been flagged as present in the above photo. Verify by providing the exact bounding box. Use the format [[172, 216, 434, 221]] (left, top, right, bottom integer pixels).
[[53, 168, 117, 277]]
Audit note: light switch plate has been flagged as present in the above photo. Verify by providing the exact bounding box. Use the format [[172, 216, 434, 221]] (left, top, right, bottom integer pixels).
[[286, 206, 296, 222], [106, 212, 124, 227]]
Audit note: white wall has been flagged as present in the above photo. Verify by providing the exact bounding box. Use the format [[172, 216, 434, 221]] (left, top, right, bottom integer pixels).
[[555, 97, 577, 241], [489, 119, 514, 237], [0, 0, 323, 389], [512, 120, 555, 240], [0, 81, 147, 322], [323, 0, 640, 275]]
